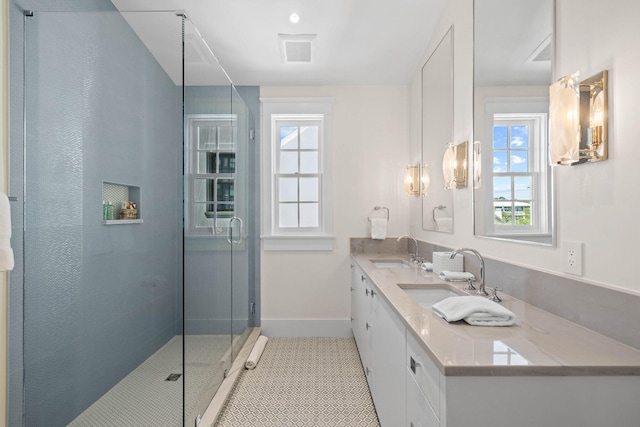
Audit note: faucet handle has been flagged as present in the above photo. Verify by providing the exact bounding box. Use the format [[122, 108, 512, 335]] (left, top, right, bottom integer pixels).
[[465, 278, 476, 291], [488, 287, 503, 302]]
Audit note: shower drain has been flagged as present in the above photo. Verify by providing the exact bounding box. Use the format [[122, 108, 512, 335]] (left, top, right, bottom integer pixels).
[[165, 373, 182, 381]]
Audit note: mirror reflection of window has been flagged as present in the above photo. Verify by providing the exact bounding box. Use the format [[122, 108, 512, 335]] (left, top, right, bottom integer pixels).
[[473, 0, 555, 246], [485, 112, 549, 236]]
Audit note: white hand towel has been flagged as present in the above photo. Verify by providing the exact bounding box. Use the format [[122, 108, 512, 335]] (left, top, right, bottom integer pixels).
[[438, 271, 474, 282], [420, 262, 433, 271], [0, 193, 14, 272], [370, 217, 387, 240], [245, 335, 269, 370], [432, 296, 516, 326]]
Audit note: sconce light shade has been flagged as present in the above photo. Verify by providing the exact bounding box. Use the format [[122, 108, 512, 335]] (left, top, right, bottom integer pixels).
[[404, 165, 420, 197], [550, 72, 580, 165], [443, 141, 468, 189], [422, 164, 431, 196], [550, 70, 608, 165], [473, 141, 481, 189]]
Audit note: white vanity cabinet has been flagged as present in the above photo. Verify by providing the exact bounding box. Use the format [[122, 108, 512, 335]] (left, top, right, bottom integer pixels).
[[350, 254, 640, 427], [350, 263, 406, 427]]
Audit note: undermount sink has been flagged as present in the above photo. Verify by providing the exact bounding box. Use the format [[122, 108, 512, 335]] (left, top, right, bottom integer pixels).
[[370, 259, 412, 269], [399, 285, 462, 307]]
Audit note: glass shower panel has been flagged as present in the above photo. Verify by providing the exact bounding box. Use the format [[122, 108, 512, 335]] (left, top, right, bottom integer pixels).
[[182, 18, 235, 425], [22, 9, 183, 426]]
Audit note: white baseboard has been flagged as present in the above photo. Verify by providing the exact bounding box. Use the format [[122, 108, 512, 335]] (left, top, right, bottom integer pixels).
[[260, 319, 352, 337]]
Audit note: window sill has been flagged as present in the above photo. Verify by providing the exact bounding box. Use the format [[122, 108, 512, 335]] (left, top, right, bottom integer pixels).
[[261, 234, 335, 251]]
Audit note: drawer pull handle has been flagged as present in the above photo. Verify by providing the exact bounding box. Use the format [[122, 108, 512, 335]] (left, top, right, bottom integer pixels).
[[410, 356, 421, 374]]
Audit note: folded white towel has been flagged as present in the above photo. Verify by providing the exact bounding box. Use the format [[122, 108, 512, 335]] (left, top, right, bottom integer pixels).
[[0, 193, 14, 272], [432, 296, 516, 326], [420, 262, 433, 271], [245, 335, 269, 369], [438, 271, 474, 281], [370, 217, 387, 240]]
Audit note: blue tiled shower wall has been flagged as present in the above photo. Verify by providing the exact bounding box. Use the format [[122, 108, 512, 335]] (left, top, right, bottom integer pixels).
[[9, 2, 181, 425]]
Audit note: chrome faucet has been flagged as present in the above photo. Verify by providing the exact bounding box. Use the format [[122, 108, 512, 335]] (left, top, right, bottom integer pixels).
[[397, 235, 421, 263], [450, 248, 488, 296]]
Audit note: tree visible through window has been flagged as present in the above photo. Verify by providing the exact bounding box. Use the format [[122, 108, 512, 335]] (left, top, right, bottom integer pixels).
[[492, 119, 535, 227]]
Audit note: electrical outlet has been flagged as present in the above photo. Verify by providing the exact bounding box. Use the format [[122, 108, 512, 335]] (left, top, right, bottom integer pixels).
[[563, 241, 583, 276]]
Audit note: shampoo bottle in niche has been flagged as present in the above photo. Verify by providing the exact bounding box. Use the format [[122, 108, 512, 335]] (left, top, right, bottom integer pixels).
[[102, 200, 108, 220], [106, 202, 114, 220]]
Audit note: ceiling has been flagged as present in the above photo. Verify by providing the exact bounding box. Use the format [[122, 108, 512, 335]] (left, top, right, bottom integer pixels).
[[111, 0, 448, 86], [474, 0, 553, 87]]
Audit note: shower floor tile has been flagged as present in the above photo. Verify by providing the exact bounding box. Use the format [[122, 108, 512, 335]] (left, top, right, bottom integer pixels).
[[69, 335, 230, 427], [215, 337, 380, 427]]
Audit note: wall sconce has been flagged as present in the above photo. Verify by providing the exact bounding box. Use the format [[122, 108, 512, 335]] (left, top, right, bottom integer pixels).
[[404, 165, 421, 197], [473, 141, 481, 189], [550, 70, 608, 165], [443, 141, 468, 189], [422, 164, 431, 196]]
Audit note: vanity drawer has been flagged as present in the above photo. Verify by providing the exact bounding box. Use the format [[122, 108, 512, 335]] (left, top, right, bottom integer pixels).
[[406, 331, 441, 418], [407, 372, 439, 427]]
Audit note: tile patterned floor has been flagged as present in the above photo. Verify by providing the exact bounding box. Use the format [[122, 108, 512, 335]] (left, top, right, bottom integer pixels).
[[215, 337, 380, 427]]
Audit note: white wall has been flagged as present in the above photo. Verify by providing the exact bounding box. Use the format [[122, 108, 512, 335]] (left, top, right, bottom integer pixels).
[[259, 86, 411, 336], [410, 0, 640, 295]]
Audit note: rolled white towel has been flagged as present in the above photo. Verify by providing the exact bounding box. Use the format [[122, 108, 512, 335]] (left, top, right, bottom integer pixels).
[[370, 217, 387, 240], [245, 335, 269, 370], [432, 296, 516, 326], [438, 270, 474, 282], [420, 262, 433, 271], [0, 193, 14, 272]]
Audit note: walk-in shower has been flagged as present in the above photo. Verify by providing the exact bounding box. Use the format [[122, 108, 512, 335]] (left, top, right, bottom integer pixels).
[[7, 2, 258, 425]]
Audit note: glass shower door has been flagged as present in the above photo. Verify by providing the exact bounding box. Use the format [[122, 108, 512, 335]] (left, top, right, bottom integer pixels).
[[182, 17, 235, 424]]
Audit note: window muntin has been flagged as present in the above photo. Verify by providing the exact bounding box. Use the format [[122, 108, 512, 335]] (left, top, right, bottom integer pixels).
[[186, 115, 237, 235], [492, 118, 537, 227], [273, 120, 322, 232]]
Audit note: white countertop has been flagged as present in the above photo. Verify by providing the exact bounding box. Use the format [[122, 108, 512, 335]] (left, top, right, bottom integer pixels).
[[352, 252, 640, 376]]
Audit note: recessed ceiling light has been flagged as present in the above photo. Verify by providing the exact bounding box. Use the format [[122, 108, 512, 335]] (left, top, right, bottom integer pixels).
[[289, 13, 300, 23]]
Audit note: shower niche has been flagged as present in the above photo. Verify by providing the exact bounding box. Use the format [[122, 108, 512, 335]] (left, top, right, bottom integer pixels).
[[101, 181, 143, 224]]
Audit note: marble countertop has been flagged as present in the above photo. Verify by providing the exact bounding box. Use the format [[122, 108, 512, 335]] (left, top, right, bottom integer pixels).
[[351, 252, 640, 376]]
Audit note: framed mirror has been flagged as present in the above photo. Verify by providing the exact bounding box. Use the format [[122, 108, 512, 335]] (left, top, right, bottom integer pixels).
[[473, 0, 555, 245], [422, 26, 454, 233]]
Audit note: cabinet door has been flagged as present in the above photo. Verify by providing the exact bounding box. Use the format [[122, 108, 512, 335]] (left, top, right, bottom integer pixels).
[[351, 264, 373, 386], [372, 293, 407, 427], [407, 373, 439, 427]]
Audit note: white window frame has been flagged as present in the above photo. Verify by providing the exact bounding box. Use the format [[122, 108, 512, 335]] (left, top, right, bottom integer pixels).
[[260, 98, 334, 251], [185, 114, 238, 237], [482, 98, 551, 238]]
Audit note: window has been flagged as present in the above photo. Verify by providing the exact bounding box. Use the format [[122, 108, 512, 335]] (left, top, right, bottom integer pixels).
[[489, 113, 549, 235], [185, 114, 237, 236], [275, 120, 321, 231], [261, 99, 334, 250]]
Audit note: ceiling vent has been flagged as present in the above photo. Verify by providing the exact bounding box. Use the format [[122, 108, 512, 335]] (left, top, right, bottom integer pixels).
[[278, 34, 316, 63]]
